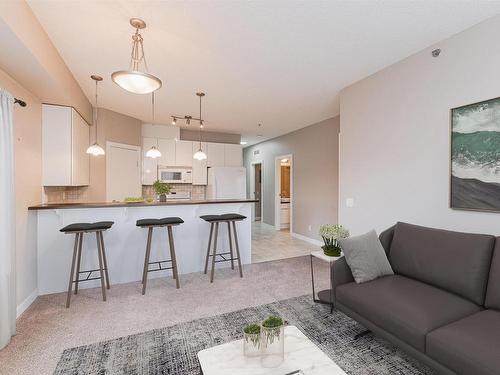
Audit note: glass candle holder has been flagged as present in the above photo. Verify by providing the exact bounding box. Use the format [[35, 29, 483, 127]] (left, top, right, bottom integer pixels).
[[243, 332, 261, 357], [260, 325, 284, 367]]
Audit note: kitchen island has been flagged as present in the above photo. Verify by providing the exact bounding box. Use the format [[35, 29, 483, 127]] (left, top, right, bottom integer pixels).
[[29, 199, 256, 295]]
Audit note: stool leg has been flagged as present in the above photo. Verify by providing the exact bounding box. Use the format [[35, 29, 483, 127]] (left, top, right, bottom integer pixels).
[[98, 231, 110, 289], [210, 222, 219, 283], [142, 227, 153, 295], [167, 226, 180, 289], [227, 222, 235, 270], [95, 232, 106, 302], [232, 221, 243, 278], [204, 223, 214, 274], [66, 233, 80, 308], [74, 232, 83, 295]]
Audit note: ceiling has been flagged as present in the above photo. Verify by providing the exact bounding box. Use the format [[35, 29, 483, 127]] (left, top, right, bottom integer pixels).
[[28, 0, 500, 146]]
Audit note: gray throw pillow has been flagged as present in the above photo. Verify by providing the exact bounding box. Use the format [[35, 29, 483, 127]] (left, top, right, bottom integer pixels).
[[338, 230, 394, 284]]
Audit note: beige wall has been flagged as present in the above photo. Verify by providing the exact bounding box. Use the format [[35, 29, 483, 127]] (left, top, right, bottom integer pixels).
[[180, 129, 241, 144], [0, 68, 41, 310], [88, 108, 142, 201], [243, 117, 339, 240], [339, 15, 500, 236]]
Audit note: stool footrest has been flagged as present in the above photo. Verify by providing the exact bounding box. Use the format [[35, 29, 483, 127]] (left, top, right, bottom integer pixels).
[[73, 268, 106, 283], [208, 252, 240, 263], [147, 260, 173, 272]]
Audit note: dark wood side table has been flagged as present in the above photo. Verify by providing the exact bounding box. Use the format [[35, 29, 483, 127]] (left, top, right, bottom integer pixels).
[[310, 251, 341, 313]]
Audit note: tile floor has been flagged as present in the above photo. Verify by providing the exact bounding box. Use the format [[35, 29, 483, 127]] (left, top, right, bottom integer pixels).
[[251, 221, 315, 263]]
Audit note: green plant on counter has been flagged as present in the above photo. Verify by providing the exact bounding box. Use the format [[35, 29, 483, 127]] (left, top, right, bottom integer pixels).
[[243, 323, 261, 348], [153, 180, 172, 195], [319, 224, 349, 257], [123, 197, 144, 202], [261, 315, 284, 345]]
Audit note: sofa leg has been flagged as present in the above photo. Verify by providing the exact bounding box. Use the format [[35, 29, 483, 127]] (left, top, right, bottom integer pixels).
[[354, 330, 371, 340]]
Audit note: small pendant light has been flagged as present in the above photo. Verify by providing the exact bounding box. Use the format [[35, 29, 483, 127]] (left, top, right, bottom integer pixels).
[[86, 75, 105, 156], [146, 91, 162, 158], [193, 92, 207, 160]]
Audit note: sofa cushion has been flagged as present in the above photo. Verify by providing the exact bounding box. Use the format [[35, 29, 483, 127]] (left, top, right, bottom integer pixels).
[[485, 239, 500, 309], [427, 310, 500, 375], [336, 275, 480, 352], [389, 222, 495, 305]]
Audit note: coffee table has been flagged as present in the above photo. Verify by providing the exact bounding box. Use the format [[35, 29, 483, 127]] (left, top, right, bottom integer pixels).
[[197, 325, 346, 375]]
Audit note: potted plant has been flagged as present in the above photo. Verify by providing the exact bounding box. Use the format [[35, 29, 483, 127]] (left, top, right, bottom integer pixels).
[[319, 224, 349, 257], [261, 315, 284, 367], [152, 180, 171, 202], [243, 323, 261, 357]]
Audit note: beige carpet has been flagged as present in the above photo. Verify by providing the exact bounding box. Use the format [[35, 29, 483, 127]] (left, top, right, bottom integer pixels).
[[0, 256, 329, 375]]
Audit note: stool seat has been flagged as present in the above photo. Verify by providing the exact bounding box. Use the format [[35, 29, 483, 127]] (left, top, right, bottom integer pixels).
[[220, 213, 246, 221], [200, 215, 222, 222], [60, 221, 114, 233], [136, 217, 184, 227]]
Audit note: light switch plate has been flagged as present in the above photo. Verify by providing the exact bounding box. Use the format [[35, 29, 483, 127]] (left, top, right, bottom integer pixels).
[[346, 198, 354, 208]]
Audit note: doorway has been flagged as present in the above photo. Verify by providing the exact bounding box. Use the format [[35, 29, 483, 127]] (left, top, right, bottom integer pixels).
[[275, 154, 292, 232], [250, 161, 263, 221], [106, 142, 142, 202]]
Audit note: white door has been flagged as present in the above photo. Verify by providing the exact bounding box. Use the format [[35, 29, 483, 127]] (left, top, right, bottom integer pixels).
[[106, 142, 142, 202]]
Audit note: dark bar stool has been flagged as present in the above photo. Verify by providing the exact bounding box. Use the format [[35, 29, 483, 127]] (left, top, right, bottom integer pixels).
[[136, 217, 184, 294], [201, 213, 246, 283], [60, 221, 114, 308]]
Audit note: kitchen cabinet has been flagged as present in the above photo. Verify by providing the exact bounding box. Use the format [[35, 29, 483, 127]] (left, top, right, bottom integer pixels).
[[280, 202, 290, 229], [192, 142, 208, 185], [157, 138, 176, 166], [207, 143, 225, 167], [175, 140, 193, 167], [42, 104, 90, 186], [224, 144, 243, 167], [142, 137, 158, 185]]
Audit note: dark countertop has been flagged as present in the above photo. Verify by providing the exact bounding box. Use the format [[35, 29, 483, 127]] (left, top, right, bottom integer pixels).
[[28, 199, 258, 210]]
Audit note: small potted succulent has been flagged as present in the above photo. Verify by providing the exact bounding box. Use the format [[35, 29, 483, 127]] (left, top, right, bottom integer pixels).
[[152, 180, 171, 202], [319, 224, 349, 257], [260, 315, 285, 367], [243, 323, 261, 357]]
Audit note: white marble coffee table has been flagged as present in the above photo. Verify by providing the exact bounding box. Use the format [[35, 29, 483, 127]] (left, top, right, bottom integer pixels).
[[197, 325, 346, 375]]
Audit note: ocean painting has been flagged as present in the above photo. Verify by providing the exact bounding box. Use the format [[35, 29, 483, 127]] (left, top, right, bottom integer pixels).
[[451, 97, 500, 211]]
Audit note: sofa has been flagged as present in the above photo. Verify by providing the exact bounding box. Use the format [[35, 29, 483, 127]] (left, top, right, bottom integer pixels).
[[333, 222, 500, 375]]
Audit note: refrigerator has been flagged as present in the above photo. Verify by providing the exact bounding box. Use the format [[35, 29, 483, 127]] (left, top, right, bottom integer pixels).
[[206, 167, 247, 199]]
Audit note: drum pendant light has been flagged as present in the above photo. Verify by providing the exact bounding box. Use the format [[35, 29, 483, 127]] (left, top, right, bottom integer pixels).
[[193, 92, 207, 160], [86, 75, 105, 156], [146, 91, 162, 158], [111, 18, 162, 94]]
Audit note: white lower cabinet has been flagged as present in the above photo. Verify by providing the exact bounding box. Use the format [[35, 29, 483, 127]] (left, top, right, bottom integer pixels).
[[192, 142, 208, 185]]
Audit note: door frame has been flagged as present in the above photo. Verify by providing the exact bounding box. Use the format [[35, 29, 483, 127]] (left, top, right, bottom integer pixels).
[[274, 154, 293, 231], [249, 160, 263, 222], [106, 141, 142, 201]]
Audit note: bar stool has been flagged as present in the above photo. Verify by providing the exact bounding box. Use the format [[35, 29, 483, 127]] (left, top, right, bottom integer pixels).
[[60, 221, 114, 308], [136, 217, 184, 294], [201, 213, 246, 283]]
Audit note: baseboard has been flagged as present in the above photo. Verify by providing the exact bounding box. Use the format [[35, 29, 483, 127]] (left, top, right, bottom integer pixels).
[[16, 289, 38, 318], [291, 232, 323, 247]]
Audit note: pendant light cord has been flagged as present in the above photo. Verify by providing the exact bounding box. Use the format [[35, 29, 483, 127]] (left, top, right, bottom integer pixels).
[[199, 94, 202, 147], [95, 79, 98, 142], [151, 91, 155, 125]]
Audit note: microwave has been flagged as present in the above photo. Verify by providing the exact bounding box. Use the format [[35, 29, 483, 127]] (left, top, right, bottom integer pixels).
[[158, 167, 192, 184]]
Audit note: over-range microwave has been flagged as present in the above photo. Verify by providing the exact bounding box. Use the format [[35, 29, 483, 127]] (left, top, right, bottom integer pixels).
[[158, 167, 192, 184]]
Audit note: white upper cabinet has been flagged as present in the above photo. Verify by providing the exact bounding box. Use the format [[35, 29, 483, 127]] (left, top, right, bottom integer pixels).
[[157, 138, 176, 166], [207, 143, 225, 167], [175, 140, 193, 167], [42, 104, 89, 186], [142, 137, 158, 185], [192, 142, 208, 185], [224, 144, 243, 167]]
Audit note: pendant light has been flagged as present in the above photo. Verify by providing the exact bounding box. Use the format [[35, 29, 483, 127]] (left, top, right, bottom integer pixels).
[[146, 91, 162, 158], [193, 92, 207, 160], [86, 75, 105, 156], [111, 18, 162, 94]]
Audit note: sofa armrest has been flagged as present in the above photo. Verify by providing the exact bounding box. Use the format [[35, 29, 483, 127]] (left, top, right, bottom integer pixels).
[[333, 256, 354, 288]]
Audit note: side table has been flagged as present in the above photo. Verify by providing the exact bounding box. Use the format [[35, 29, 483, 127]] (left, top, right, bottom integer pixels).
[[310, 251, 341, 313]]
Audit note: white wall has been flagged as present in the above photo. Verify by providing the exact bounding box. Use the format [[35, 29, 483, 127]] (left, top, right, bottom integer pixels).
[[339, 15, 500, 236]]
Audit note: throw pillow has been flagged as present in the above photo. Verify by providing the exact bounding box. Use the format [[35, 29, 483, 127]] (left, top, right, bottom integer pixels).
[[338, 230, 394, 283]]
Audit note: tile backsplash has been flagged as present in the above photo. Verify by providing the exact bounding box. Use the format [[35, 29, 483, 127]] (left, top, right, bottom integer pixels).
[[142, 184, 206, 200], [43, 186, 89, 203]]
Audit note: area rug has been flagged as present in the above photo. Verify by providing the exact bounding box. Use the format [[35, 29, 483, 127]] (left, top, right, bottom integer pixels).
[[54, 295, 433, 374]]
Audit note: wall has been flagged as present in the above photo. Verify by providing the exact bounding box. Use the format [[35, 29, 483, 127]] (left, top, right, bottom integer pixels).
[[243, 117, 339, 240], [180, 128, 241, 144], [0, 68, 41, 314], [88, 108, 142, 201], [339, 15, 500, 236]]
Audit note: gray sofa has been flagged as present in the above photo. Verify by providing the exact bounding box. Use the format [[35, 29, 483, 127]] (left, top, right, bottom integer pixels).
[[333, 222, 500, 375]]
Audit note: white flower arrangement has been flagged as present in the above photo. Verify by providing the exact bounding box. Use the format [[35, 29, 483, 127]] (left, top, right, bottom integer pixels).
[[319, 224, 349, 256]]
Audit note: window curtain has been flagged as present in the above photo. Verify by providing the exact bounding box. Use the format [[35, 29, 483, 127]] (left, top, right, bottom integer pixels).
[[0, 89, 16, 350]]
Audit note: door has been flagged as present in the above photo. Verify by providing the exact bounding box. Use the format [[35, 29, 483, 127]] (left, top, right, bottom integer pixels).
[[71, 108, 90, 186], [254, 163, 262, 220], [106, 142, 141, 202]]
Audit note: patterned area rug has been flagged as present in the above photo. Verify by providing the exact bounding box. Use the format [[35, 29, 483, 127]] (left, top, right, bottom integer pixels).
[[54, 295, 433, 374]]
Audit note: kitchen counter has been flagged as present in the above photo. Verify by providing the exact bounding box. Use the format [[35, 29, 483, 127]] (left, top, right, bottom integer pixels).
[[32, 199, 256, 295], [29, 198, 258, 210]]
